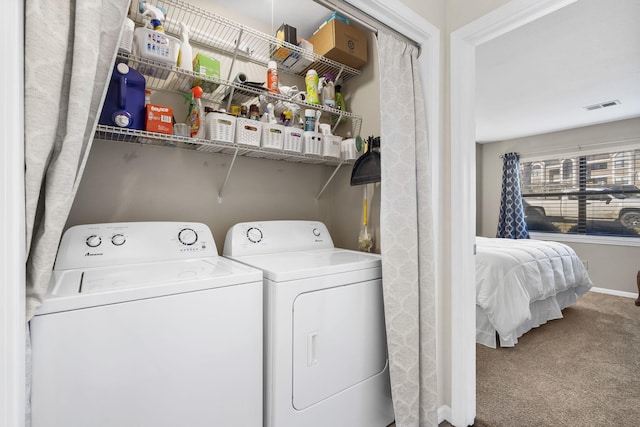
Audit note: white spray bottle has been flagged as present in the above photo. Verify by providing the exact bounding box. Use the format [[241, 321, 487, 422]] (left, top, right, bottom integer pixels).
[[141, 3, 165, 32], [178, 23, 193, 71]]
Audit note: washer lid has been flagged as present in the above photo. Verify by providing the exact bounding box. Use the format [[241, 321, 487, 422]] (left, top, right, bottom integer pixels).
[[228, 248, 380, 282], [35, 257, 262, 314]]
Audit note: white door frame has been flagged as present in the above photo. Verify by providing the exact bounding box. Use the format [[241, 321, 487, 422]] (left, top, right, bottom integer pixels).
[[1, 0, 26, 425], [449, 0, 578, 425]]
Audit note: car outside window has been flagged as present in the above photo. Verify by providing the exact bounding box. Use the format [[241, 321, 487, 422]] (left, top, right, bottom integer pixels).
[[520, 149, 640, 237]]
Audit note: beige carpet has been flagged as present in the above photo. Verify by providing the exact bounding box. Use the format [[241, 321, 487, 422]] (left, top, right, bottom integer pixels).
[[475, 291, 640, 427]]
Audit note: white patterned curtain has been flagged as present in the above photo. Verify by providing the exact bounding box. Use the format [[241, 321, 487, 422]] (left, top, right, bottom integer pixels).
[[24, 2, 128, 422], [24, 0, 129, 320], [377, 31, 437, 426], [496, 152, 529, 239]]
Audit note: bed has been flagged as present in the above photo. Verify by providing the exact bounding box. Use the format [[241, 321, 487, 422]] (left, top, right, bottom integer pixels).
[[475, 237, 593, 348]]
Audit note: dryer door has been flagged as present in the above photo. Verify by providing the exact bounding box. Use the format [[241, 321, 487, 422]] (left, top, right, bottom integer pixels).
[[292, 279, 387, 409]]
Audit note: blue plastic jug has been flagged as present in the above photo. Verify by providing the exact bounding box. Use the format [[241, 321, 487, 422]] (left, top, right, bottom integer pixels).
[[99, 62, 146, 130]]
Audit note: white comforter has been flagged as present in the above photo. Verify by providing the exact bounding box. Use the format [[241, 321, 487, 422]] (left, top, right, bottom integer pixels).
[[475, 237, 592, 348]]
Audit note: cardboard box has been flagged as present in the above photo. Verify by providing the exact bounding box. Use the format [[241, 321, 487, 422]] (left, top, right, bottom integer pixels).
[[146, 104, 173, 135], [281, 39, 314, 73], [192, 53, 220, 92], [309, 19, 367, 69], [273, 24, 297, 61]]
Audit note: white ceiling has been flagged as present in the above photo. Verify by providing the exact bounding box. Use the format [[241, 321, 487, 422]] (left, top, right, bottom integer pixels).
[[210, 0, 333, 40], [475, 0, 640, 143]]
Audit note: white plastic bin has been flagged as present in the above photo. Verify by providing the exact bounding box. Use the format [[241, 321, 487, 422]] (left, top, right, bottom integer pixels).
[[205, 112, 236, 143], [302, 131, 323, 156], [323, 135, 342, 159], [283, 127, 303, 153], [261, 124, 284, 150], [133, 28, 181, 80], [235, 118, 262, 147]]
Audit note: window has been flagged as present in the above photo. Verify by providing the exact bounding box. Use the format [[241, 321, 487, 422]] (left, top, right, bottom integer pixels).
[[562, 159, 574, 182], [520, 148, 640, 237]]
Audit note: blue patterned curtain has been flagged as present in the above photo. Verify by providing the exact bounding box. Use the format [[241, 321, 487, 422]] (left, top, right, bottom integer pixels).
[[496, 152, 529, 239]]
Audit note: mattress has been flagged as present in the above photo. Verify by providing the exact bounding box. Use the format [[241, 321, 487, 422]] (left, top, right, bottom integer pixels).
[[475, 237, 592, 348]]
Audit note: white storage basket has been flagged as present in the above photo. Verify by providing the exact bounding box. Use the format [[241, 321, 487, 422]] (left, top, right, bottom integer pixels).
[[261, 124, 284, 150], [205, 112, 236, 143], [323, 135, 342, 159], [133, 28, 180, 80], [340, 138, 358, 160], [235, 118, 261, 147], [302, 131, 323, 156], [283, 127, 303, 153]]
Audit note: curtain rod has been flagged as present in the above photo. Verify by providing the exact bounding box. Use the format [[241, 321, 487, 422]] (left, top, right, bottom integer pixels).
[[501, 137, 640, 161], [313, 0, 421, 54]]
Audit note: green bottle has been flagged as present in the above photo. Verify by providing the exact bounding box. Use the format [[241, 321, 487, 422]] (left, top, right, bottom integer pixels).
[[331, 85, 347, 125]]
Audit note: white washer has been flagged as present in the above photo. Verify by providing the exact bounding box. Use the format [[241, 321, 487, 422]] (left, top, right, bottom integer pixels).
[[223, 220, 394, 427], [30, 222, 263, 427]]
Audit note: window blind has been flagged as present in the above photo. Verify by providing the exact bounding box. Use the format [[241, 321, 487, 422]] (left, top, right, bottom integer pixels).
[[520, 148, 640, 237]]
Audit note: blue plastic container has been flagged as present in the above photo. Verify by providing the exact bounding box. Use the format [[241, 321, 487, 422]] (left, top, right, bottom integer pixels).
[[99, 62, 146, 130]]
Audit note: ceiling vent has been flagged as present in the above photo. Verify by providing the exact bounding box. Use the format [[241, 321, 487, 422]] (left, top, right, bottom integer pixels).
[[584, 100, 621, 111]]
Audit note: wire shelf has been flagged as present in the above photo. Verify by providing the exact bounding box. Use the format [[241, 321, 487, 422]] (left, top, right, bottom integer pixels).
[[95, 124, 354, 167], [130, 0, 361, 82], [117, 52, 362, 137]]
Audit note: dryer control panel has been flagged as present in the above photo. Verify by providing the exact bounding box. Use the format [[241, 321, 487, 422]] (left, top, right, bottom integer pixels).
[[55, 222, 218, 270], [223, 220, 334, 256]]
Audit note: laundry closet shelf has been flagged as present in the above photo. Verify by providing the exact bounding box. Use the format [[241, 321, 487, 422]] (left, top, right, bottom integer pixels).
[[130, 0, 361, 82], [95, 125, 352, 167], [118, 52, 362, 137], [96, 125, 350, 200]]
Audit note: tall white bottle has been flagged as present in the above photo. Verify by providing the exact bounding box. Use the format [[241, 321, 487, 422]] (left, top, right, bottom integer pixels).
[[178, 22, 193, 71]]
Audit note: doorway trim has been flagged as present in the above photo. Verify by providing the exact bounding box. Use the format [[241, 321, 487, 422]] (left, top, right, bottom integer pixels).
[[449, 0, 578, 425], [1, 0, 26, 425]]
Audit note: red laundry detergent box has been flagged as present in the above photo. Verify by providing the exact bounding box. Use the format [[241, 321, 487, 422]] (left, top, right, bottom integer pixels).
[[146, 104, 173, 134]]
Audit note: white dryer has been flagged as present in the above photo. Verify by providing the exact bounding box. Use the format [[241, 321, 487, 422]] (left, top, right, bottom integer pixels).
[[223, 220, 394, 427], [30, 222, 263, 427]]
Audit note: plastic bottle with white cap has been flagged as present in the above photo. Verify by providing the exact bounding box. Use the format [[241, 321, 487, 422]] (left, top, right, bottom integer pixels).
[[267, 61, 278, 94], [305, 69, 320, 104]]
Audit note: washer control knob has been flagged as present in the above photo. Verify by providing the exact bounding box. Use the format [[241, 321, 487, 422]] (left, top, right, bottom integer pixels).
[[111, 234, 126, 246], [312, 228, 321, 237], [178, 228, 198, 246], [86, 235, 102, 248], [247, 227, 263, 243]]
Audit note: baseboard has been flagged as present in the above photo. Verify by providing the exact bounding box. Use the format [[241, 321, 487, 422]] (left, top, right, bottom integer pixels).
[[590, 287, 637, 299], [438, 404, 452, 425]]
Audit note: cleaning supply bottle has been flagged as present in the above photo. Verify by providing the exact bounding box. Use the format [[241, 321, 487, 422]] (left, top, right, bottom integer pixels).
[[178, 23, 193, 71], [321, 73, 336, 108], [305, 69, 320, 104], [331, 84, 347, 125], [267, 61, 279, 94], [142, 3, 165, 32], [186, 86, 205, 138]]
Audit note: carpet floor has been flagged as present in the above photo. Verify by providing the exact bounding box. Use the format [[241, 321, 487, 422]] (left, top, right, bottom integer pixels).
[[475, 291, 640, 427]]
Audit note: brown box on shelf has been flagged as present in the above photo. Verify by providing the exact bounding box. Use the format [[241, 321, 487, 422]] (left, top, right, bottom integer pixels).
[[273, 23, 297, 61], [308, 19, 367, 69], [146, 104, 173, 135]]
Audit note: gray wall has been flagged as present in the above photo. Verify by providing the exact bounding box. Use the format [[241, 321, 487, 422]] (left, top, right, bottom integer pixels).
[[477, 117, 640, 294]]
